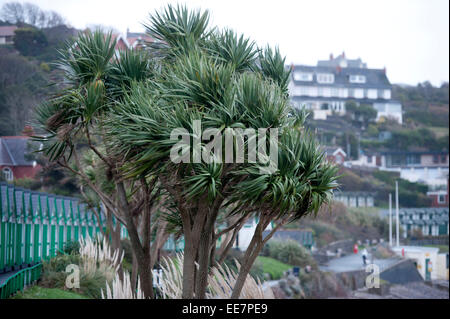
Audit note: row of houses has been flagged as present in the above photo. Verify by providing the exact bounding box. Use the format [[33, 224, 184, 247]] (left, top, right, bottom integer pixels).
[[347, 150, 449, 185], [0, 24, 153, 50]]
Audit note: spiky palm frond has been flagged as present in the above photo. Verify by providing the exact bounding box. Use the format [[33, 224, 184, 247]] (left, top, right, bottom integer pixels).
[[56, 30, 116, 86], [206, 29, 258, 72], [144, 4, 212, 58], [109, 49, 156, 99], [257, 46, 291, 96], [229, 129, 338, 220]]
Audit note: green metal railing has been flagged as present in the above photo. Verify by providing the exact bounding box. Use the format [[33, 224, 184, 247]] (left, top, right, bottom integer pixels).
[[0, 182, 111, 273], [0, 263, 42, 299], [0, 182, 116, 299]]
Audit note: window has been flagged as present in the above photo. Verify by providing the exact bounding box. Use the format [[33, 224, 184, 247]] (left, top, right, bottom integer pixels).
[[441, 155, 447, 163], [406, 154, 420, 165], [322, 87, 331, 97], [438, 194, 446, 203], [383, 89, 391, 99], [293, 72, 313, 81], [349, 75, 366, 83], [331, 88, 339, 97], [316, 73, 334, 83], [2, 167, 13, 181], [367, 89, 377, 99], [354, 89, 364, 98], [367, 156, 372, 163], [433, 155, 439, 164], [300, 86, 309, 96]]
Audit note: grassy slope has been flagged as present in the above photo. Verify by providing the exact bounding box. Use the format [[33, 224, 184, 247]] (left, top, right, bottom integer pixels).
[[257, 256, 292, 280], [10, 285, 90, 299], [424, 245, 449, 253]]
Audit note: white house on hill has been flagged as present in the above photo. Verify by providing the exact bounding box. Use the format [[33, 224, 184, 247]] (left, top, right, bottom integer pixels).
[[288, 52, 402, 124]]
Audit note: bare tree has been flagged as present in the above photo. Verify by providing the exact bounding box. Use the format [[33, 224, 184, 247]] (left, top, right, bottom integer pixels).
[[0, 2, 65, 28]]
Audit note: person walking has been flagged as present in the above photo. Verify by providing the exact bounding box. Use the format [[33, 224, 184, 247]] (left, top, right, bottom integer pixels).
[[361, 248, 368, 265]]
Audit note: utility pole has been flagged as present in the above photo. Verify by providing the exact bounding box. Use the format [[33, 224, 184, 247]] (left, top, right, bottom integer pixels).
[[395, 180, 400, 247], [389, 193, 392, 246]]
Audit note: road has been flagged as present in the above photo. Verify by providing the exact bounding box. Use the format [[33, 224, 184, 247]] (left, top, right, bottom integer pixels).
[[319, 252, 400, 273]]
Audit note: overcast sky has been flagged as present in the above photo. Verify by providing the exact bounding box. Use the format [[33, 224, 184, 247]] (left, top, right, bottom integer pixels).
[[1, 0, 449, 86]]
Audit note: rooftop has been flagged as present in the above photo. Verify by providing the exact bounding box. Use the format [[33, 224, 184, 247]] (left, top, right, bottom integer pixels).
[[0, 25, 17, 37], [0, 136, 35, 166]]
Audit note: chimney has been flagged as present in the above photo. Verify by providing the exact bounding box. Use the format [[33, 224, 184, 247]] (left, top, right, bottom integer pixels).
[[290, 63, 294, 70], [22, 125, 34, 137], [342, 51, 345, 58], [329, 53, 333, 60], [383, 66, 386, 74]]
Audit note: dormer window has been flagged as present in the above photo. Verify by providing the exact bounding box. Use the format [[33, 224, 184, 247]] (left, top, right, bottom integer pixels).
[[317, 73, 334, 83], [293, 72, 313, 81], [349, 75, 366, 83]]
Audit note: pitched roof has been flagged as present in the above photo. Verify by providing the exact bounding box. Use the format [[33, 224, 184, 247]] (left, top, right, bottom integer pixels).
[[0, 26, 17, 37], [290, 64, 391, 89], [322, 146, 347, 157], [0, 136, 34, 166], [263, 229, 314, 245], [317, 53, 367, 68], [126, 31, 154, 48]]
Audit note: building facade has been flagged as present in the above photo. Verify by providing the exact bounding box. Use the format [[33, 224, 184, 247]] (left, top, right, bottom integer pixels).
[[398, 208, 449, 238], [288, 52, 402, 123], [0, 26, 17, 45], [0, 135, 41, 182], [346, 150, 449, 187], [323, 146, 347, 165], [333, 191, 375, 207]]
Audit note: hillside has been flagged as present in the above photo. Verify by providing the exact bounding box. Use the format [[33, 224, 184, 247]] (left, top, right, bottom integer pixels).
[[0, 22, 77, 136]]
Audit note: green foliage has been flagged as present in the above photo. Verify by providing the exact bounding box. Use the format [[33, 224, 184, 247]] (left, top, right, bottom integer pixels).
[[40, 252, 108, 299], [10, 285, 89, 299], [263, 239, 317, 268], [345, 101, 377, 127], [63, 240, 81, 255], [13, 27, 48, 56], [338, 167, 431, 207], [390, 128, 448, 151], [256, 256, 292, 280], [367, 124, 379, 137]]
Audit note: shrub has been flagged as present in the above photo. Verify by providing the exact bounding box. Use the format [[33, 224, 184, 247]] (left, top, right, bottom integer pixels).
[[63, 240, 80, 255], [265, 239, 317, 268]]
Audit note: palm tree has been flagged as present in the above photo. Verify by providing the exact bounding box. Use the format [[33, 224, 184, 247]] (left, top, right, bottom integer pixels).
[[34, 30, 166, 298], [105, 4, 339, 299]]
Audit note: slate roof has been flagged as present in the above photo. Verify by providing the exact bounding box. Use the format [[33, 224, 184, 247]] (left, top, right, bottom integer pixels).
[[290, 64, 391, 89], [317, 53, 367, 69], [322, 146, 346, 157], [263, 229, 314, 245], [0, 137, 34, 166], [0, 26, 17, 37]]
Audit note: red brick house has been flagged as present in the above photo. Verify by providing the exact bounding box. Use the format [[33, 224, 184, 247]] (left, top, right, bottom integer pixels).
[[323, 146, 347, 165], [0, 135, 41, 182], [427, 175, 449, 208]]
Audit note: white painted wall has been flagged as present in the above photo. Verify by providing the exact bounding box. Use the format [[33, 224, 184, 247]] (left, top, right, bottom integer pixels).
[[235, 218, 273, 251], [392, 246, 439, 280]]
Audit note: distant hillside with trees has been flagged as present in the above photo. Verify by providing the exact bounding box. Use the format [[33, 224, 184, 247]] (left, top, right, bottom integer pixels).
[[0, 2, 78, 136], [393, 81, 449, 128]]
